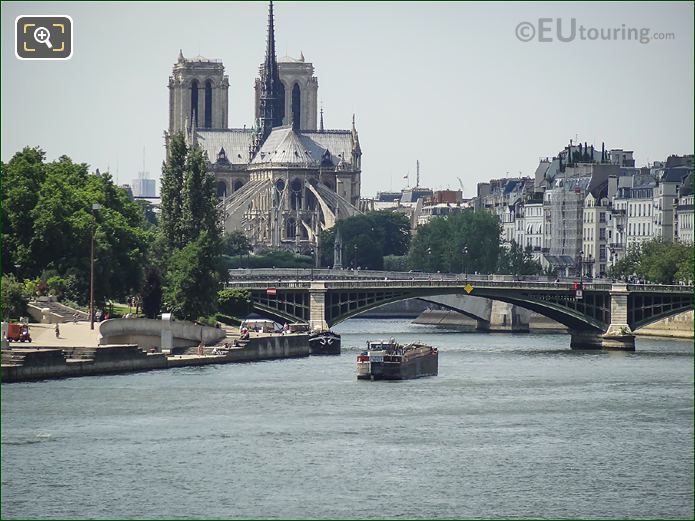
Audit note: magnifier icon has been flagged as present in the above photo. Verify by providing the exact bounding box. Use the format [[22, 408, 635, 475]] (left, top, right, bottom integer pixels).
[[33, 26, 53, 49]]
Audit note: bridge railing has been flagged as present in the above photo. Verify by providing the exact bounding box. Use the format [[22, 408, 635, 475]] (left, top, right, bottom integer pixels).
[[626, 284, 694, 293], [225, 278, 614, 292], [228, 268, 608, 284]]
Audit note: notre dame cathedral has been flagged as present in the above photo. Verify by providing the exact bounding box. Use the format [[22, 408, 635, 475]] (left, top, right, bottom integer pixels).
[[165, 1, 362, 255]]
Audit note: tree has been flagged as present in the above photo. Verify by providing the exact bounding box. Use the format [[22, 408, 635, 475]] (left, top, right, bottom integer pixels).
[[163, 231, 221, 321], [1, 148, 150, 305], [1, 147, 46, 275], [318, 210, 410, 269], [181, 145, 220, 246], [223, 230, 252, 257], [217, 288, 251, 317], [141, 267, 163, 319], [497, 241, 543, 275], [1, 274, 28, 320], [408, 210, 501, 273], [160, 133, 187, 250], [608, 239, 693, 284]]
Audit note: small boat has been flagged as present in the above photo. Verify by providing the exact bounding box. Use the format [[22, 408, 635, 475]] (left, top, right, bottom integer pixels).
[[308, 330, 341, 355], [357, 339, 438, 380]]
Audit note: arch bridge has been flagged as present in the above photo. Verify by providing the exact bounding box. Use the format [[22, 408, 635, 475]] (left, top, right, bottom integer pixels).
[[226, 270, 693, 350]]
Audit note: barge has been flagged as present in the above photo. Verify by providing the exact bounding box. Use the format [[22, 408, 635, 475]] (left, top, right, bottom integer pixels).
[[357, 339, 438, 380]]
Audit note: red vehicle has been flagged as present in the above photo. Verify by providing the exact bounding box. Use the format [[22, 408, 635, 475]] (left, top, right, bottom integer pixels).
[[6, 323, 31, 342]]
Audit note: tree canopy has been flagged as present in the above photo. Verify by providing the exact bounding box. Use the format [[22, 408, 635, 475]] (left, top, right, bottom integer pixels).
[[408, 210, 501, 273], [1, 147, 150, 305], [608, 239, 693, 284], [318, 210, 410, 269]]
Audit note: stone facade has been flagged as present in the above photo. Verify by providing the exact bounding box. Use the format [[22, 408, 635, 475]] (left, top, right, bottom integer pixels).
[[165, 3, 362, 252]]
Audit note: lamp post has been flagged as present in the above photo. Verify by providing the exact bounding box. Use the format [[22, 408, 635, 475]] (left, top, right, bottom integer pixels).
[[90, 203, 102, 330], [462, 246, 469, 280], [310, 248, 315, 280], [578, 250, 584, 288]]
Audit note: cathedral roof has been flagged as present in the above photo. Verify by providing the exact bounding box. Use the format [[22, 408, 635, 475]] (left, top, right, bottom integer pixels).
[[252, 127, 316, 166], [196, 129, 254, 165], [250, 127, 355, 168]]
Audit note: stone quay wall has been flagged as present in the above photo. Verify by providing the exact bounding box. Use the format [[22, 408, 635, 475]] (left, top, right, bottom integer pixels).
[[1, 334, 310, 383]]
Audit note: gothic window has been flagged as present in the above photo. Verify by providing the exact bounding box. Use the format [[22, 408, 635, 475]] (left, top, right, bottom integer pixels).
[[204, 80, 213, 128], [216, 181, 227, 198], [190, 80, 199, 126], [233, 180, 244, 192], [290, 178, 303, 210], [286, 218, 296, 239], [291, 83, 301, 130]]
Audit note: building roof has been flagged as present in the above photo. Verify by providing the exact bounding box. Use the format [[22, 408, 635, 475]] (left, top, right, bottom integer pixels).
[[661, 166, 694, 184], [251, 127, 355, 168], [196, 129, 254, 165]]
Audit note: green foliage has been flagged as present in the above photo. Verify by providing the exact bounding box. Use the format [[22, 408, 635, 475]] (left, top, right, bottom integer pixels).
[[408, 210, 501, 273], [223, 230, 252, 257], [223, 250, 312, 269], [1, 148, 150, 305], [215, 313, 241, 326], [383, 255, 409, 272], [160, 133, 220, 251], [160, 133, 187, 250], [497, 241, 543, 275], [217, 288, 251, 317], [608, 239, 693, 284], [1, 274, 29, 320], [318, 210, 411, 269], [163, 231, 221, 321], [141, 267, 163, 319]]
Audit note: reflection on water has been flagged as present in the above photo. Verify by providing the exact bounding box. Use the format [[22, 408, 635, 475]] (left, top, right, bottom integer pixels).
[[2, 319, 692, 519]]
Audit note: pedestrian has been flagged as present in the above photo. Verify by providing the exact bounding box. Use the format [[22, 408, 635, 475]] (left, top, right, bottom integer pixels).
[[73, 312, 78, 324], [54, 323, 60, 338], [197, 341, 205, 356]]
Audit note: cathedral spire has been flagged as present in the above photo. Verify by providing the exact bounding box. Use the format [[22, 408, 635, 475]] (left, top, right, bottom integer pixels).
[[252, 0, 283, 156], [319, 102, 324, 132]]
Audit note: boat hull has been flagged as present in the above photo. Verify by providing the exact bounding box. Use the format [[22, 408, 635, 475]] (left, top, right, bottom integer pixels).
[[357, 351, 438, 380], [308, 331, 341, 355]]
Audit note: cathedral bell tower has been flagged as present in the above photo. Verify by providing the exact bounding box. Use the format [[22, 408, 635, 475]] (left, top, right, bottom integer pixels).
[[168, 50, 229, 136]]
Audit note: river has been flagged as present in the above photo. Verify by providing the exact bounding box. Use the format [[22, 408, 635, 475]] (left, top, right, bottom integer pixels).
[[1, 319, 693, 519]]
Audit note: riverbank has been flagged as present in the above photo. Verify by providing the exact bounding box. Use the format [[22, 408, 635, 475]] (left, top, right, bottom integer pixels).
[[1, 333, 310, 383]]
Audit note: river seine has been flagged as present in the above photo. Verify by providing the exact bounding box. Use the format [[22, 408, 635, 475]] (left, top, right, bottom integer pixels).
[[1, 319, 693, 519]]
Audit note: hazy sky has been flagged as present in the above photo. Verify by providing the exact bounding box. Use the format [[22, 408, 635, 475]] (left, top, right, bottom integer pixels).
[[2, 1, 693, 197]]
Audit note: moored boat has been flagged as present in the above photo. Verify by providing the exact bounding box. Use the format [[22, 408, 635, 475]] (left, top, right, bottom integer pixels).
[[308, 330, 341, 355], [356, 339, 438, 380]]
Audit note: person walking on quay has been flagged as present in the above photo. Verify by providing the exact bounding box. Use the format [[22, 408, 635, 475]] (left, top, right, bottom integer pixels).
[[54, 323, 60, 338]]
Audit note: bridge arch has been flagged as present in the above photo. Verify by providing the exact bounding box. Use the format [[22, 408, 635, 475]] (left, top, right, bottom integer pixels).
[[323, 287, 607, 332]]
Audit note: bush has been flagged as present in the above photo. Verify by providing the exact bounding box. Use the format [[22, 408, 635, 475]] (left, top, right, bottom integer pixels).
[[196, 315, 219, 327], [217, 288, 251, 317], [215, 313, 241, 326]]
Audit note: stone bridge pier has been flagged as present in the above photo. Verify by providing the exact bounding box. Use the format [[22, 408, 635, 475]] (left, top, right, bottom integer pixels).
[[570, 284, 635, 350]]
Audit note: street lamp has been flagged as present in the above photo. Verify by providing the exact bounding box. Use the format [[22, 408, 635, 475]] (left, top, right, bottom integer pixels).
[[578, 250, 584, 288], [462, 246, 469, 280], [90, 203, 102, 330], [310, 248, 315, 280]]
